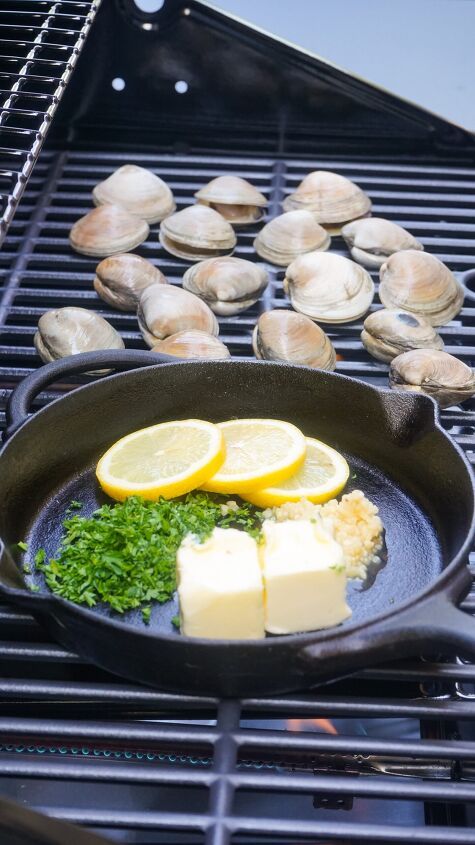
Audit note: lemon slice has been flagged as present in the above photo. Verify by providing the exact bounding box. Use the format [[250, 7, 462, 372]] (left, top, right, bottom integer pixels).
[[243, 437, 350, 507], [201, 418, 306, 494], [96, 419, 225, 502]]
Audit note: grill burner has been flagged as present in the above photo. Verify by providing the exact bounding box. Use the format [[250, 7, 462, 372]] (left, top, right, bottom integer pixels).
[[2, 0, 475, 842]]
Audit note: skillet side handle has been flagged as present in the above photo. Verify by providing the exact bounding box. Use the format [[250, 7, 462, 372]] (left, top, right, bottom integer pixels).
[[4, 349, 177, 440], [422, 600, 475, 661], [301, 579, 475, 674]]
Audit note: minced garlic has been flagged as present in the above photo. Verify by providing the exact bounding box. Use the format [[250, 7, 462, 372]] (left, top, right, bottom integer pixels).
[[263, 489, 383, 579]]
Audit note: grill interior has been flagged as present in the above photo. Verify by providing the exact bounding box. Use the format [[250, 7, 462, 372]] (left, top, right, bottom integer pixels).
[[2, 0, 475, 843], [1, 148, 475, 844]]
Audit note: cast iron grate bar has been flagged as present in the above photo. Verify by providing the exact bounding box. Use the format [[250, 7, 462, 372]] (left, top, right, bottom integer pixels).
[[0, 1, 101, 245]]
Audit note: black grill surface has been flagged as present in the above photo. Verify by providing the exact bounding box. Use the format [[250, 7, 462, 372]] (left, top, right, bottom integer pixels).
[[1, 148, 475, 843]]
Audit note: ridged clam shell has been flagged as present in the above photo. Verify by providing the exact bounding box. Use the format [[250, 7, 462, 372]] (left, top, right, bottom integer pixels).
[[182, 257, 268, 316], [159, 205, 236, 259], [362, 309, 444, 363], [92, 165, 175, 224], [138, 284, 219, 346], [254, 210, 330, 266], [389, 349, 475, 408], [94, 253, 167, 311], [282, 171, 371, 234], [152, 330, 230, 359], [342, 218, 423, 269], [284, 251, 374, 324], [34, 306, 124, 363], [379, 250, 464, 326], [252, 309, 336, 370], [70, 205, 149, 258], [195, 176, 266, 224]]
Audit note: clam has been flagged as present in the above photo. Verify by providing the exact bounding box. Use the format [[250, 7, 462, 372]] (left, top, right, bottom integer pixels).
[[159, 205, 236, 260], [389, 349, 475, 409], [254, 210, 330, 266], [92, 164, 175, 224], [379, 250, 464, 326], [362, 309, 444, 363], [252, 310, 336, 370], [284, 252, 374, 324], [282, 171, 371, 234], [182, 257, 268, 316], [152, 330, 231, 359], [342, 217, 423, 269], [69, 205, 149, 258], [138, 284, 219, 347], [194, 175, 266, 225], [94, 253, 167, 311], [34, 307, 124, 364]]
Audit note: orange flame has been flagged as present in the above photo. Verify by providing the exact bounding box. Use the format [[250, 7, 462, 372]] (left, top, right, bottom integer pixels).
[[287, 718, 338, 735]]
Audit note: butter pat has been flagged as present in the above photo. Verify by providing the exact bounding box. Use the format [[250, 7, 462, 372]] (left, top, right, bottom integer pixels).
[[260, 519, 351, 634], [177, 527, 265, 639]]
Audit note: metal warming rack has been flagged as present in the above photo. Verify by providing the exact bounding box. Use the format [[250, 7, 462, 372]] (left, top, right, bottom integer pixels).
[[2, 2, 475, 843]]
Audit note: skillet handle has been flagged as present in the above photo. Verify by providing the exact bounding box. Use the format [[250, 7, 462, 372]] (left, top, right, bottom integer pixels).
[[300, 571, 475, 673], [420, 599, 475, 660], [4, 349, 177, 439]]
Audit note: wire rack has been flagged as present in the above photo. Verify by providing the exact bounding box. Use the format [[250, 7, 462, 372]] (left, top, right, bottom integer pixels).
[[0, 1, 101, 245], [0, 148, 475, 843]]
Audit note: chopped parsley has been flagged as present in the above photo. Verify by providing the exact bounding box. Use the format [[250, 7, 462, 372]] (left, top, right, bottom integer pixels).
[[35, 493, 263, 619], [171, 615, 180, 629], [67, 500, 83, 512], [17, 541, 28, 552], [34, 548, 46, 565]]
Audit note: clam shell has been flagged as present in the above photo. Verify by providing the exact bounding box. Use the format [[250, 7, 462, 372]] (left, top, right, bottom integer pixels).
[[152, 330, 230, 359], [94, 253, 168, 311], [252, 309, 336, 370], [284, 252, 374, 324], [389, 349, 475, 408], [159, 205, 236, 260], [34, 306, 124, 364], [254, 210, 330, 266], [182, 257, 269, 316], [138, 284, 219, 346], [195, 176, 266, 224], [70, 205, 149, 258], [362, 309, 444, 363], [379, 250, 464, 326], [92, 165, 175, 224], [342, 218, 423, 269], [282, 171, 371, 234]]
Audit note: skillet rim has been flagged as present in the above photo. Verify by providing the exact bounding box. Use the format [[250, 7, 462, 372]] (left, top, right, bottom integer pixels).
[[1, 358, 475, 650]]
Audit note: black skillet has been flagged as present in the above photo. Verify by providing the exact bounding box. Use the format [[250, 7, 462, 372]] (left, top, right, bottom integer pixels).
[[1, 348, 475, 697]]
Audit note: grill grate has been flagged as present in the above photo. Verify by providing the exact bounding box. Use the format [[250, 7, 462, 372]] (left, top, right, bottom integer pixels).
[[0, 1, 100, 245], [1, 148, 475, 842]]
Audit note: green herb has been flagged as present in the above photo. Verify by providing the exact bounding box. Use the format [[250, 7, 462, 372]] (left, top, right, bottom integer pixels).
[[29, 584, 40, 592], [171, 615, 180, 629], [22, 564, 31, 574], [351, 473, 357, 480], [142, 606, 152, 624], [17, 541, 28, 552], [330, 563, 346, 574], [35, 493, 263, 617], [67, 500, 83, 512]]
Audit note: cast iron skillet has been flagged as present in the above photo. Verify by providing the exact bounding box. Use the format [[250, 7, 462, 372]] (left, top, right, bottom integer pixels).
[[1, 348, 475, 697]]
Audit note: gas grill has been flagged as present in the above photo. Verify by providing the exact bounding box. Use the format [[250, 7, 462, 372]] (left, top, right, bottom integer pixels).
[[2, 1, 475, 843]]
